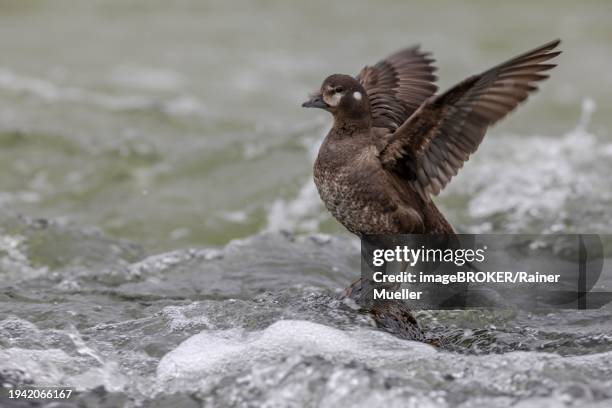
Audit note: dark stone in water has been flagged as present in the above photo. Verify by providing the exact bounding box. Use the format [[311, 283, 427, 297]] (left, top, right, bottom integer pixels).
[[370, 300, 426, 342], [342, 278, 427, 342]]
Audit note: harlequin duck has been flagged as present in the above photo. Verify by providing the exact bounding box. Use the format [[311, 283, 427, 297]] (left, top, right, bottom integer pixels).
[[302, 40, 561, 340]]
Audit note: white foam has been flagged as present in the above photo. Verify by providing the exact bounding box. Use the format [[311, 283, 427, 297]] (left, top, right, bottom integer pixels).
[[160, 303, 211, 332], [0, 347, 127, 391], [157, 320, 434, 383], [0, 348, 71, 386], [266, 180, 324, 232], [445, 98, 612, 233], [0, 234, 48, 280], [265, 128, 327, 232]]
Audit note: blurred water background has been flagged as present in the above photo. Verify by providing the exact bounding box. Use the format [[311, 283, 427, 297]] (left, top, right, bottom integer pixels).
[[1, 1, 612, 407]]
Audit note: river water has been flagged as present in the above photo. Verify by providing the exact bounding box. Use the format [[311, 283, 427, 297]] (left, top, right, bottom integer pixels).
[[1, 1, 612, 407]]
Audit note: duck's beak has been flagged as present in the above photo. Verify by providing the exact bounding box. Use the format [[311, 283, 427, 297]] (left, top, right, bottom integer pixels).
[[302, 93, 328, 109]]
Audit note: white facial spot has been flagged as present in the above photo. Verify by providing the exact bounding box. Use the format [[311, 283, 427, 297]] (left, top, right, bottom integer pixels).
[[324, 92, 342, 107], [353, 91, 362, 101], [331, 92, 342, 106]]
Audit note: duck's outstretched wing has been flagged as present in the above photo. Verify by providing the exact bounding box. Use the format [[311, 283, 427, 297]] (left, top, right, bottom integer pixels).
[[379, 39, 561, 200], [356, 46, 438, 132]]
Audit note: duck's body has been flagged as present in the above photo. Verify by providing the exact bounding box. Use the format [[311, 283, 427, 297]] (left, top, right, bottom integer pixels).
[[314, 128, 453, 235]]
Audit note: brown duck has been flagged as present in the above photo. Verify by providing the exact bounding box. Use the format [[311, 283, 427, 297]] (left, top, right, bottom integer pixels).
[[302, 40, 561, 340]]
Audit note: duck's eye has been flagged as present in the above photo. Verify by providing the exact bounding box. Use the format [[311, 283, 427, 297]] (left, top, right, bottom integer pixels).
[[334, 86, 344, 93]]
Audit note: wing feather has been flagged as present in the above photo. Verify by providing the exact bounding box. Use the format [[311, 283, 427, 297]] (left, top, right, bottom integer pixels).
[[356, 46, 438, 131], [379, 39, 561, 200]]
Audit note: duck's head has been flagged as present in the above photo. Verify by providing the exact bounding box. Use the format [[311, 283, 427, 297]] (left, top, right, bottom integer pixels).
[[302, 74, 370, 125]]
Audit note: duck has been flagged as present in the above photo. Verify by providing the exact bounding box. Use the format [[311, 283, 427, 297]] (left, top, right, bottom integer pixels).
[[302, 39, 561, 340]]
